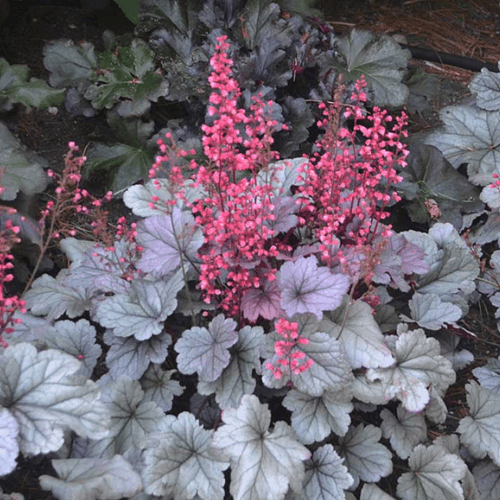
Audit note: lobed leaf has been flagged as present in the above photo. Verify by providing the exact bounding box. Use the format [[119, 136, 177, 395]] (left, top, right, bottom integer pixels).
[[24, 272, 92, 321], [0, 408, 19, 477], [425, 105, 500, 183], [367, 328, 456, 412], [140, 364, 183, 412], [85, 376, 166, 461], [198, 325, 264, 409], [329, 299, 394, 369], [469, 64, 500, 111], [458, 381, 500, 465], [175, 314, 238, 382], [94, 272, 184, 341], [137, 207, 204, 277], [380, 405, 427, 460], [39, 455, 142, 500], [0, 343, 110, 455], [289, 444, 353, 500], [142, 412, 229, 500], [104, 331, 171, 380], [337, 423, 392, 489], [282, 387, 353, 445], [44, 319, 102, 377], [211, 394, 310, 500], [279, 256, 350, 320], [396, 444, 467, 500], [336, 29, 410, 107]]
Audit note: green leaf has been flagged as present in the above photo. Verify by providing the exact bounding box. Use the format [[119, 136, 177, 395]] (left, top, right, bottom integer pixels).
[[4, 77, 65, 109], [241, 0, 281, 50], [0, 58, 64, 110], [85, 141, 155, 192], [336, 29, 410, 108], [43, 40, 97, 88], [84, 40, 166, 116], [0, 123, 48, 201], [113, 0, 140, 24]]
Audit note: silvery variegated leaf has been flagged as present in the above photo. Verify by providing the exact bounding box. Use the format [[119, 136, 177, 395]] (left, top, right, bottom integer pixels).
[[425, 106, 500, 183], [397, 444, 467, 500], [329, 299, 395, 369], [360, 483, 396, 500], [24, 271, 93, 321], [197, 325, 264, 409], [140, 364, 183, 412], [282, 387, 353, 445], [94, 271, 184, 341], [142, 412, 229, 500], [0, 408, 19, 476], [85, 376, 166, 462], [336, 423, 392, 489], [261, 326, 352, 398], [136, 207, 204, 277], [473, 460, 500, 500], [288, 444, 353, 500], [44, 319, 101, 377], [175, 314, 238, 383], [469, 64, 500, 111], [367, 328, 456, 412], [0, 343, 110, 455], [104, 330, 171, 380], [39, 455, 142, 500], [279, 256, 351, 320], [211, 395, 310, 500], [458, 381, 500, 465], [380, 405, 427, 460]]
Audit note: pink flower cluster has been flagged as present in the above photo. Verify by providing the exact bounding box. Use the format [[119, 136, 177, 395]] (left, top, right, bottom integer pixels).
[[0, 185, 26, 347], [297, 78, 408, 280], [150, 36, 407, 319], [44, 142, 113, 244], [172, 35, 287, 316], [265, 318, 313, 380]]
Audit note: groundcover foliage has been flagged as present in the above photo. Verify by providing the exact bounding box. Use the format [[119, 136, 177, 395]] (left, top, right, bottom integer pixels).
[[2, 15, 500, 500]]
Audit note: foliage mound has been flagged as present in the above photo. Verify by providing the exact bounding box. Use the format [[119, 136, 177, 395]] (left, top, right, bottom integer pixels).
[[2, 9, 500, 500]]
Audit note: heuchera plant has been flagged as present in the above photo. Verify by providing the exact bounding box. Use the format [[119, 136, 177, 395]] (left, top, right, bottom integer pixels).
[[1, 34, 497, 500]]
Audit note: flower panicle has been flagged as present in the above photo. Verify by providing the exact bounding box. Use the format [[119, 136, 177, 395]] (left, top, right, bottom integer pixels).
[[266, 318, 314, 381]]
